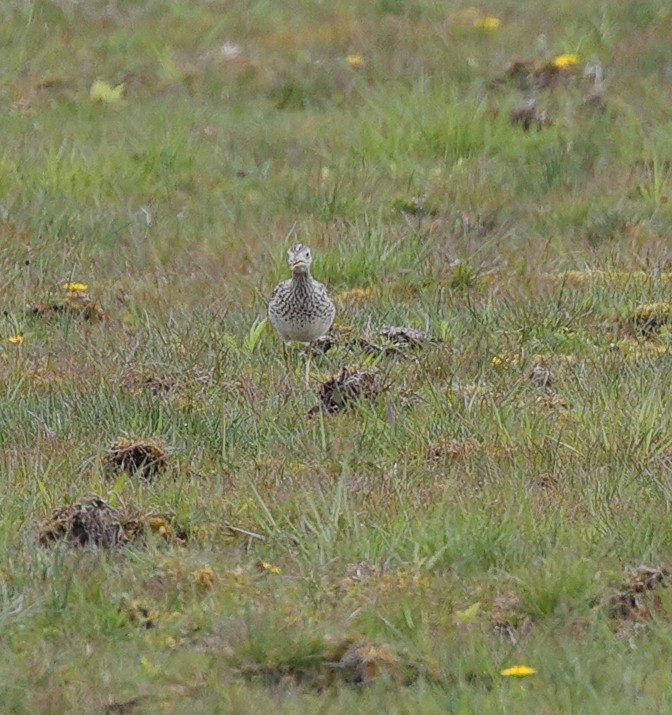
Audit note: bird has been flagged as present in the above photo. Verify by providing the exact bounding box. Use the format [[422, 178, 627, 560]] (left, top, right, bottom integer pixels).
[[268, 243, 335, 384]]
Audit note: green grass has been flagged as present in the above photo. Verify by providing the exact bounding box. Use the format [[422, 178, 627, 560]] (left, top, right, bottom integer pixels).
[[3, 0, 672, 712]]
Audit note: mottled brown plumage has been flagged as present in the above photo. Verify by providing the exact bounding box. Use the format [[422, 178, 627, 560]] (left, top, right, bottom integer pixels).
[[269, 243, 335, 342], [269, 243, 335, 383]]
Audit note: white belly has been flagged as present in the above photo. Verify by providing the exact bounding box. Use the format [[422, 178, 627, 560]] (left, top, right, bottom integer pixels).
[[271, 313, 333, 342]]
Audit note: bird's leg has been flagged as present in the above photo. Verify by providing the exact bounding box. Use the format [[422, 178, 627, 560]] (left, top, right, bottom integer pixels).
[[305, 342, 313, 387], [278, 342, 296, 390], [281, 341, 292, 374]]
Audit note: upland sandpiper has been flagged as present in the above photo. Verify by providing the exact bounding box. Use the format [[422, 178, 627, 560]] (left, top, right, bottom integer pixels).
[[268, 243, 335, 383]]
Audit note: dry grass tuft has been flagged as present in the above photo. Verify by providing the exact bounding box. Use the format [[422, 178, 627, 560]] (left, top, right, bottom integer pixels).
[[628, 302, 672, 336], [310, 368, 380, 415], [426, 437, 481, 460], [510, 99, 552, 131], [38, 498, 185, 549], [326, 638, 425, 686], [122, 600, 158, 629], [378, 325, 436, 348], [141, 374, 176, 394], [528, 359, 555, 389], [29, 291, 105, 322], [104, 438, 168, 481], [491, 593, 534, 644], [504, 59, 577, 91], [38, 497, 129, 548], [607, 565, 669, 631]]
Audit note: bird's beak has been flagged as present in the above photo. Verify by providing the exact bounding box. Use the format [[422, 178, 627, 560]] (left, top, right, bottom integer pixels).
[[291, 260, 307, 271]]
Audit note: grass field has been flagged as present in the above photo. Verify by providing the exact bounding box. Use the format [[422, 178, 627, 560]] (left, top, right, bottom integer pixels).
[[3, 0, 672, 712]]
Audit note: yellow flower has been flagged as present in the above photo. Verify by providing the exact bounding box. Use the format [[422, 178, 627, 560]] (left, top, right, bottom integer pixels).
[[256, 560, 281, 574], [552, 53, 579, 68], [90, 79, 125, 103], [474, 16, 501, 29], [8, 335, 23, 344], [346, 54, 363, 69], [491, 353, 517, 366], [501, 664, 537, 677], [63, 281, 88, 292]]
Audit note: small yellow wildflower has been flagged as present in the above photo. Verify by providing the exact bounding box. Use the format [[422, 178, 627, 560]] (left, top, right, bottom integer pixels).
[[552, 53, 579, 68], [256, 560, 281, 575], [346, 54, 363, 69], [491, 353, 516, 366], [501, 664, 537, 677], [8, 335, 23, 344], [63, 281, 88, 292], [89, 79, 125, 103], [474, 16, 501, 29]]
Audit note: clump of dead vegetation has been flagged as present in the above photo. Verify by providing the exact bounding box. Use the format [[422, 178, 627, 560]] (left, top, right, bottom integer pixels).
[[139, 374, 176, 394], [104, 438, 168, 481], [510, 98, 552, 131], [605, 565, 668, 637], [502, 57, 580, 92], [491, 592, 534, 644], [309, 368, 380, 415], [121, 599, 158, 629], [626, 302, 672, 337], [528, 359, 555, 389], [241, 636, 429, 692], [378, 325, 436, 349], [426, 437, 481, 461], [38, 496, 187, 548], [29, 285, 105, 321], [310, 325, 436, 358], [326, 638, 423, 686]]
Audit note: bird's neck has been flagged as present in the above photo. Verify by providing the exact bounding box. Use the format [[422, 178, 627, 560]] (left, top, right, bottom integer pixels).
[[292, 270, 312, 287]]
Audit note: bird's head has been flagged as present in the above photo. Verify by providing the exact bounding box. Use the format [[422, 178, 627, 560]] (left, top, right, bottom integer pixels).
[[288, 243, 312, 274]]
